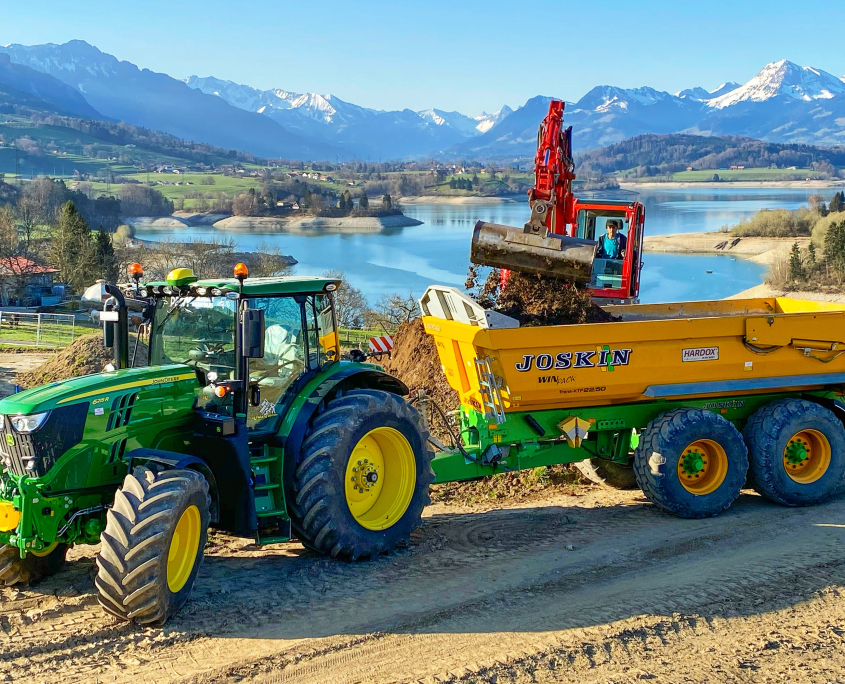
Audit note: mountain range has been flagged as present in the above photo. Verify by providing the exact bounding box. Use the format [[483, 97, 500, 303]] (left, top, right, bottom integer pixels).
[[0, 40, 843, 161]]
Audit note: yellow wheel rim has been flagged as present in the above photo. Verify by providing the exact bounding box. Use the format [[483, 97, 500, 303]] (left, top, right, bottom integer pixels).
[[30, 541, 58, 558], [344, 427, 416, 531], [783, 429, 831, 484], [677, 439, 729, 495], [167, 505, 201, 593]]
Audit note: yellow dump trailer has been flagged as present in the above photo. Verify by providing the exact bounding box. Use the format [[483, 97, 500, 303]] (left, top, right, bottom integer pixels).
[[421, 287, 845, 519]]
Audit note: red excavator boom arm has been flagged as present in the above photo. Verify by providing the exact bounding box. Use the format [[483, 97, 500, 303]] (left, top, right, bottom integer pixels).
[[526, 99, 576, 235]]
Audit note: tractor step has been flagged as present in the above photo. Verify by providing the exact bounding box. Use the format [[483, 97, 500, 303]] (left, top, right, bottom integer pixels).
[[257, 508, 288, 518], [250, 455, 278, 465], [254, 482, 280, 491], [256, 535, 290, 545]]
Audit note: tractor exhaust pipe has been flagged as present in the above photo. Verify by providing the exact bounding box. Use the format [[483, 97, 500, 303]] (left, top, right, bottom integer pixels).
[[470, 220, 597, 283]]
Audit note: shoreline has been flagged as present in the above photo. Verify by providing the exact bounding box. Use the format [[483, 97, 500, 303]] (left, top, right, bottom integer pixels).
[[727, 283, 845, 302], [213, 214, 423, 232], [399, 195, 521, 205], [621, 180, 845, 190], [644, 231, 810, 265]]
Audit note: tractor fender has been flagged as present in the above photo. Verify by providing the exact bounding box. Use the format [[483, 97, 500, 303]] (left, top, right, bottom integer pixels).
[[125, 448, 220, 524], [282, 367, 408, 476]]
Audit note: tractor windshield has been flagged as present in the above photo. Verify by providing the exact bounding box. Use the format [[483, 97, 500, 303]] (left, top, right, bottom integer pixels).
[[154, 296, 237, 379]]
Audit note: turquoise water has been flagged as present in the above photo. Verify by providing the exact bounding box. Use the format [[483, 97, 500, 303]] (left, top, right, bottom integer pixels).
[[135, 186, 842, 304]]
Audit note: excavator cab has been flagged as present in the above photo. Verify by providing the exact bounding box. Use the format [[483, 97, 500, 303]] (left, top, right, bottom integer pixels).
[[572, 199, 644, 302]]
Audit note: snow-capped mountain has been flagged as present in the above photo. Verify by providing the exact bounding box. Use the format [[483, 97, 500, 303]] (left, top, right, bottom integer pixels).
[[0, 41, 339, 160], [1, 42, 844, 161], [677, 82, 741, 101], [474, 106, 513, 133], [185, 75, 510, 157], [708, 60, 845, 108]]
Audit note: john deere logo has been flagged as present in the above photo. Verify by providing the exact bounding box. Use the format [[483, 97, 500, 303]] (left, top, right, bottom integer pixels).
[[5, 434, 14, 447]]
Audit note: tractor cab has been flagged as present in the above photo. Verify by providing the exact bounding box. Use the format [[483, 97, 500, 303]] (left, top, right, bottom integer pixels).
[[138, 267, 341, 432], [571, 198, 644, 303]]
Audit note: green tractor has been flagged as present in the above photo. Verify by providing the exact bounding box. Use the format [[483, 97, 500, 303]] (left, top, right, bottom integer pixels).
[[0, 264, 433, 624]]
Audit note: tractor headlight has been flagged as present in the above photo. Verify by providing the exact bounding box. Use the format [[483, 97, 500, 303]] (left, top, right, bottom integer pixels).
[[10, 412, 49, 433]]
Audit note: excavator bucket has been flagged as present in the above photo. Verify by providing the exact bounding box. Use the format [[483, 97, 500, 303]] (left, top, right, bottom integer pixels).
[[470, 220, 597, 284]]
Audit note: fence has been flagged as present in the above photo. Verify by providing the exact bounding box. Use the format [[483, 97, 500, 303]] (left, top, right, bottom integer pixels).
[[0, 311, 88, 349]]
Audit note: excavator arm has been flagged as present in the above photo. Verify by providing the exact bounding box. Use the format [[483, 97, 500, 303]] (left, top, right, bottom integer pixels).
[[470, 99, 596, 283]]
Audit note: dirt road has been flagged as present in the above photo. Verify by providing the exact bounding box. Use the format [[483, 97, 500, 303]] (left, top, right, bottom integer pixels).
[[2, 483, 845, 684]]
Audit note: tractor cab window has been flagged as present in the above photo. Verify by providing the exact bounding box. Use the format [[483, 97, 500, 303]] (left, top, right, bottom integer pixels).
[[155, 296, 237, 382], [245, 294, 336, 430]]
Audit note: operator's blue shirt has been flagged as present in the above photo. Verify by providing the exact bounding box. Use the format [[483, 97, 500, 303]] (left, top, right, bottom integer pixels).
[[599, 232, 626, 260]]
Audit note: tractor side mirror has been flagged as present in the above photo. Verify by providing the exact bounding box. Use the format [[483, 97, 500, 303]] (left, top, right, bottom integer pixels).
[[241, 309, 265, 358]]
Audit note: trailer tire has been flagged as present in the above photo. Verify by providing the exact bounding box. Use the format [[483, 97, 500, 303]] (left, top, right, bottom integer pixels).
[[290, 389, 434, 560], [95, 466, 210, 625], [575, 458, 639, 490], [634, 408, 748, 518], [0, 543, 67, 586], [742, 399, 845, 507]]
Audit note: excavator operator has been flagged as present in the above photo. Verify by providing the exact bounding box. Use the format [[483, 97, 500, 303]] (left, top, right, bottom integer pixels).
[[597, 219, 627, 260]]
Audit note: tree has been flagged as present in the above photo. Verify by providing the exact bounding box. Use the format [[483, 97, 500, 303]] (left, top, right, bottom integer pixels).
[[94, 228, 119, 283], [200, 175, 216, 186], [788, 242, 805, 281], [366, 292, 420, 331], [119, 184, 173, 217], [824, 219, 845, 277], [808, 241, 817, 266], [359, 191, 369, 209], [49, 201, 96, 292], [232, 193, 258, 216], [830, 191, 845, 214], [323, 270, 367, 328], [382, 193, 393, 211], [808, 194, 828, 216]]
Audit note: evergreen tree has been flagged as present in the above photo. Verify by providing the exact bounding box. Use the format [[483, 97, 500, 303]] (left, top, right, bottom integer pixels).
[[808, 241, 817, 266], [824, 220, 845, 276], [341, 190, 353, 215], [382, 193, 393, 211], [94, 228, 119, 283], [49, 201, 95, 292], [449, 178, 457, 189], [359, 191, 369, 209], [466, 179, 473, 192], [830, 191, 845, 214], [788, 242, 805, 281]]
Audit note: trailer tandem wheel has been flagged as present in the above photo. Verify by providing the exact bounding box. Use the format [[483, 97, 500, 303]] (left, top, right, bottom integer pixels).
[[0, 542, 68, 586], [633, 408, 748, 518], [290, 389, 434, 560], [742, 399, 845, 507], [95, 466, 210, 625]]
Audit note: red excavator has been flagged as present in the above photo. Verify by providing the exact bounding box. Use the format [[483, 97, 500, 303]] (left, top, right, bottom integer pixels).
[[471, 99, 645, 302]]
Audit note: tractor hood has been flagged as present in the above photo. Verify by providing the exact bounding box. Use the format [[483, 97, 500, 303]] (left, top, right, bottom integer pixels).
[[0, 365, 198, 415]]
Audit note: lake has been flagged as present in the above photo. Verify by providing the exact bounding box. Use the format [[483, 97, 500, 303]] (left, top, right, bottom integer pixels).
[[135, 186, 842, 304]]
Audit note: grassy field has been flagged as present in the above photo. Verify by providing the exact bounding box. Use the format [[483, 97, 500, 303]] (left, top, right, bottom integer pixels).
[[667, 167, 826, 182]]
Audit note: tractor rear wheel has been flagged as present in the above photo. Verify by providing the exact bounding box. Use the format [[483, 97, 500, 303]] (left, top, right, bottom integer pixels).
[[0, 543, 67, 586], [575, 458, 639, 490], [633, 408, 748, 518], [290, 389, 434, 560], [95, 466, 210, 625], [743, 399, 845, 507]]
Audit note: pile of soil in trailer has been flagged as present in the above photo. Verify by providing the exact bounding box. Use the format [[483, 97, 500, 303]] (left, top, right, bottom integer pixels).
[[16, 334, 149, 388], [466, 266, 617, 326]]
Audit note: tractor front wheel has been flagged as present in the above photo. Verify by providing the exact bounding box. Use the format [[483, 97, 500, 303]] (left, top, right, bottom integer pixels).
[[95, 466, 210, 625], [0, 543, 67, 586], [290, 389, 434, 560]]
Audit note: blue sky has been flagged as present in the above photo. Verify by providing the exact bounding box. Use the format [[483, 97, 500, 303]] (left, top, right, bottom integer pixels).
[[1, 0, 842, 115]]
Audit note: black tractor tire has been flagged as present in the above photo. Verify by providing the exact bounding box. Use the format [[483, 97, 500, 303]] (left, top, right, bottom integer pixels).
[[0, 543, 68, 586], [95, 466, 210, 625], [742, 399, 845, 507], [634, 408, 748, 519], [575, 458, 639, 490], [290, 389, 434, 560]]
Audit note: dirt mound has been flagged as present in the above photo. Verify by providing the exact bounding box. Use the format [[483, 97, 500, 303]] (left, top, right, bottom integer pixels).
[[16, 334, 149, 388], [466, 266, 617, 326], [381, 318, 459, 420]]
